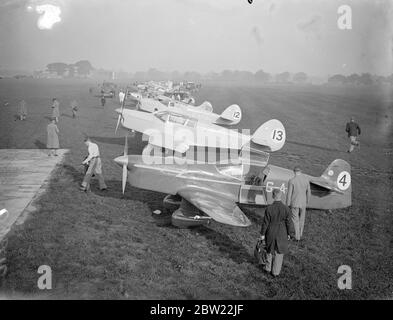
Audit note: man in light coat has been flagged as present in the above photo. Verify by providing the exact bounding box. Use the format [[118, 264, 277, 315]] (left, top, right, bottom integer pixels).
[[286, 166, 310, 241]]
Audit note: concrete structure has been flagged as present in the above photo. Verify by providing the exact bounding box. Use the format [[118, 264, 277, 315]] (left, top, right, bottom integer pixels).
[[0, 149, 68, 240]]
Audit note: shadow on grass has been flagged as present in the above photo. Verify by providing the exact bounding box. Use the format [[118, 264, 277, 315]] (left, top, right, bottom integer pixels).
[[60, 113, 74, 119], [34, 139, 46, 149], [286, 140, 343, 153], [190, 226, 255, 265]]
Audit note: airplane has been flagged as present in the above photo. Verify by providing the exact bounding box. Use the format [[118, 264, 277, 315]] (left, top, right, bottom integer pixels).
[[129, 95, 242, 126], [114, 108, 285, 154], [113, 140, 352, 228]]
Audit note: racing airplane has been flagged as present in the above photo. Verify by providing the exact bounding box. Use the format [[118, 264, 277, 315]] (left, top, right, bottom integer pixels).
[[129, 93, 242, 126], [113, 141, 352, 228], [114, 108, 284, 154]]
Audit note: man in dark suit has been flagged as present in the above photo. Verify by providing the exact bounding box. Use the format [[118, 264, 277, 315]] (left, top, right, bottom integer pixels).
[[345, 116, 361, 153], [260, 189, 294, 277]]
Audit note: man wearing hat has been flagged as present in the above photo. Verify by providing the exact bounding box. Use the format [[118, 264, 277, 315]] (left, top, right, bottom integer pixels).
[[260, 189, 294, 277], [345, 116, 361, 153], [286, 166, 310, 241]]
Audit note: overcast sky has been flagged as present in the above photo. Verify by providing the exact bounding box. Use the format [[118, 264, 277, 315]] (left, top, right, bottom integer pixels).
[[0, 0, 392, 76]]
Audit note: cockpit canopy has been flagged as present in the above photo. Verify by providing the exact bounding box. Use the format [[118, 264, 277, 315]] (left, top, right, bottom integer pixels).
[[154, 111, 198, 128], [215, 150, 271, 184]]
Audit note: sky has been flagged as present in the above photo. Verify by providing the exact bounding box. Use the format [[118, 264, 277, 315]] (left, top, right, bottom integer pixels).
[[0, 0, 392, 76]]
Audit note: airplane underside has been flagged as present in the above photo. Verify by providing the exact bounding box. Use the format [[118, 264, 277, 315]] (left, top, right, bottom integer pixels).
[[163, 195, 212, 228]]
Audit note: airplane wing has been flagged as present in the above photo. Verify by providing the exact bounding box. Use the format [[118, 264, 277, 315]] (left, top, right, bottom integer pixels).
[[177, 187, 251, 227]]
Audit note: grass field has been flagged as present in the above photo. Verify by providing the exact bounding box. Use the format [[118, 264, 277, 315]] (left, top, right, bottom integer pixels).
[[0, 78, 392, 299]]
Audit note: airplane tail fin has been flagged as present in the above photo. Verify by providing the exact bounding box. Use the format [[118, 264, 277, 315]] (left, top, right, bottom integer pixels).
[[251, 119, 286, 152], [215, 104, 242, 125], [309, 159, 352, 209]]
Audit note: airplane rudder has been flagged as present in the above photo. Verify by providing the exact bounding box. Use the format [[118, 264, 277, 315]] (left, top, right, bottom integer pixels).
[[252, 119, 286, 152], [322, 159, 352, 194]]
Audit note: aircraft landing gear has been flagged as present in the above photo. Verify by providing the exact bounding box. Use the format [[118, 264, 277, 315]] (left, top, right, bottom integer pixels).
[[170, 197, 212, 228]]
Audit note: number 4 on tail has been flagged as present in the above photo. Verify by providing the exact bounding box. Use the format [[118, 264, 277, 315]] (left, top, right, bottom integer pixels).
[[337, 171, 351, 191]]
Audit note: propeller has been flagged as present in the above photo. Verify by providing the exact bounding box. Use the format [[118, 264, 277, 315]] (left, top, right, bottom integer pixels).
[[122, 134, 128, 194], [115, 89, 129, 134]]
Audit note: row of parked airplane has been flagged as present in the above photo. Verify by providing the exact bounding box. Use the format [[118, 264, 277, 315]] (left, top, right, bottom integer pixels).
[[112, 84, 352, 228]]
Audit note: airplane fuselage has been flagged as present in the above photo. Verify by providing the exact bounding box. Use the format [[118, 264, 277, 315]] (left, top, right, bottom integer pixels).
[[118, 155, 351, 211]]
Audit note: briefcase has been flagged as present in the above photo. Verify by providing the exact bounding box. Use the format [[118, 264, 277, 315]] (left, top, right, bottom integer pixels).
[[254, 239, 268, 265]]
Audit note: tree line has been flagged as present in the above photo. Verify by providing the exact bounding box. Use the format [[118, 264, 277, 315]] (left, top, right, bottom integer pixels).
[[328, 73, 393, 85]]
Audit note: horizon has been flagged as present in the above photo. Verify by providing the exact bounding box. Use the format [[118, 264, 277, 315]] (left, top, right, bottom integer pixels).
[[0, 0, 392, 77]]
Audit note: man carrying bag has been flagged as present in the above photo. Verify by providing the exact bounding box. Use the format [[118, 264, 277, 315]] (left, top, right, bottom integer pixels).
[[260, 189, 295, 277]]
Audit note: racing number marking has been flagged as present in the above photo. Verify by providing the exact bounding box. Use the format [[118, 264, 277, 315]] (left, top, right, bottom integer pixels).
[[337, 171, 351, 191], [233, 111, 241, 119], [272, 129, 284, 142], [266, 181, 287, 193]]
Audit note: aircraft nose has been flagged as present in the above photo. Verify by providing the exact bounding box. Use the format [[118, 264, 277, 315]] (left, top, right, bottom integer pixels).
[[114, 155, 128, 167]]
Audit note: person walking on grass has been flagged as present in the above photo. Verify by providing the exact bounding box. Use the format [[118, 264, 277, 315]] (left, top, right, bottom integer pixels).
[[52, 98, 60, 123], [286, 166, 310, 242], [119, 90, 125, 105], [345, 116, 361, 153], [80, 137, 107, 192], [260, 189, 294, 277], [100, 95, 106, 107], [19, 100, 27, 120], [71, 100, 78, 118], [47, 118, 59, 156]]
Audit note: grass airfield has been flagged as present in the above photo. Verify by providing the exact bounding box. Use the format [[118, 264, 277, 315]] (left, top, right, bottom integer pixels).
[[0, 78, 392, 299]]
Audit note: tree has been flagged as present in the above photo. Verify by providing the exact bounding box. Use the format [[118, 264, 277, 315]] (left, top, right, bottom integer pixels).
[[46, 62, 68, 76], [75, 60, 94, 76], [220, 70, 234, 80], [328, 74, 347, 84], [347, 73, 360, 84], [275, 72, 291, 83], [184, 71, 201, 81], [293, 72, 308, 84], [358, 73, 373, 85], [254, 69, 271, 83]]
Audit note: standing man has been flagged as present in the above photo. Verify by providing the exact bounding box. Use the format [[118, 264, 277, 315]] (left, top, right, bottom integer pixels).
[[260, 189, 294, 277], [286, 166, 310, 242], [19, 100, 27, 120], [70, 100, 78, 119], [100, 95, 106, 107], [80, 137, 107, 192], [47, 118, 59, 156], [345, 116, 361, 153], [52, 98, 60, 123], [119, 90, 125, 105], [119, 90, 126, 105]]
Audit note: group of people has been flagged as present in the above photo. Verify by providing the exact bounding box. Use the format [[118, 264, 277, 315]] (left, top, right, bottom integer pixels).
[[47, 98, 78, 156], [259, 116, 362, 277], [16, 92, 363, 278], [48, 98, 108, 191], [259, 166, 310, 277]]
